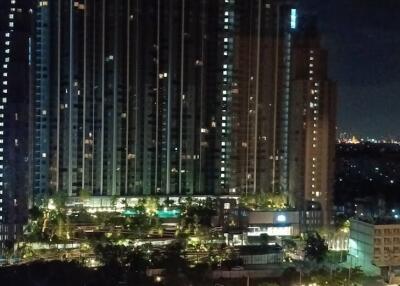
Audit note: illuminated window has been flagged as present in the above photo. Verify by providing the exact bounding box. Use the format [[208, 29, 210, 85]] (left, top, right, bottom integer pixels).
[[290, 9, 297, 29]]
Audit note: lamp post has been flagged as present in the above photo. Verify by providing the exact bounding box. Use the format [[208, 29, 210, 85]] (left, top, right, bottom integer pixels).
[[348, 255, 351, 285], [296, 263, 302, 286], [347, 253, 358, 286]]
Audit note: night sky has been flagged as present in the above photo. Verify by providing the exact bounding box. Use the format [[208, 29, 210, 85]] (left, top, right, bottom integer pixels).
[[301, 0, 400, 138]]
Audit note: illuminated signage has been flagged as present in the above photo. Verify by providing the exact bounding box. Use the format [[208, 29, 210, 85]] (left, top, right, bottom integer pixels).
[[291, 9, 297, 29], [277, 214, 286, 223]]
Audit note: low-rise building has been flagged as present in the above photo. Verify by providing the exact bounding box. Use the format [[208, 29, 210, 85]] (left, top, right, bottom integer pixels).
[[238, 245, 283, 265], [349, 218, 400, 277], [247, 210, 301, 237]]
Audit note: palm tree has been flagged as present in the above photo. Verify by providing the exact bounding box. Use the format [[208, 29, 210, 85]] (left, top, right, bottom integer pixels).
[[304, 232, 328, 262]]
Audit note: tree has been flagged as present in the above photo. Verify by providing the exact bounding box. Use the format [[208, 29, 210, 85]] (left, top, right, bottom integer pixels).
[[126, 247, 151, 285], [144, 197, 159, 215], [29, 205, 42, 221], [2, 240, 14, 264], [94, 243, 127, 284], [79, 188, 91, 203], [239, 193, 288, 210], [187, 263, 212, 286], [160, 241, 191, 286], [51, 192, 67, 210], [304, 232, 328, 262], [280, 267, 300, 285], [260, 233, 273, 245], [94, 243, 127, 267], [282, 238, 297, 250], [110, 195, 118, 209], [304, 267, 365, 286]]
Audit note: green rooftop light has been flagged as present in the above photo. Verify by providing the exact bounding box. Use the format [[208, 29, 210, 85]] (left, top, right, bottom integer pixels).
[[122, 208, 180, 218], [156, 209, 180, 218], [122, 209, 137, 217]]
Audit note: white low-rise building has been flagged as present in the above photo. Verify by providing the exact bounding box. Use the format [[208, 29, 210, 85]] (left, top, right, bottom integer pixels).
[[349, 218, 400, 277]]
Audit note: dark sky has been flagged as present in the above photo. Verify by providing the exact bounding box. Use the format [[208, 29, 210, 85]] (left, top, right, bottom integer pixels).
[[300, 0, 400, 138]]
